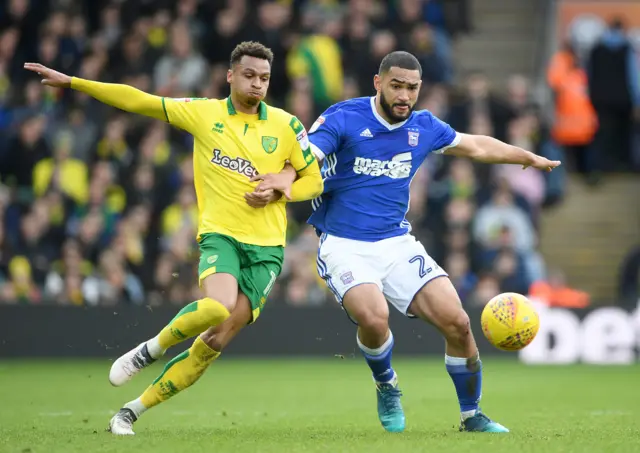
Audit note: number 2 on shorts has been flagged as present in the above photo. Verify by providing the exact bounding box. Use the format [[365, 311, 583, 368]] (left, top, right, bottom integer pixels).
[[409, 255, 432, 278]]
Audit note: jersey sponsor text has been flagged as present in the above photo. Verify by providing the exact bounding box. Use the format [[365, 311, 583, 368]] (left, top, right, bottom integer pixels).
[[352, 152, 412, 179], [211, 148, 258, 178]]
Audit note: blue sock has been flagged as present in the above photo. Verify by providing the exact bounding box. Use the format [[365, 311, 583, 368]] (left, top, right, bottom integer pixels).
[[445, 354, 482, 416], [357, 331, 396, 383]]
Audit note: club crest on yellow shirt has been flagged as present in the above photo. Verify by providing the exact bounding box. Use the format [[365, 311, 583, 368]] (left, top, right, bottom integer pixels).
[[262, 136, 278, 154]]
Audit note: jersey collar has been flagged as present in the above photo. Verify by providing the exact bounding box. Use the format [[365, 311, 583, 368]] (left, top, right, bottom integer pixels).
[[369, 96, 408, 130], [226, 97, 268, 120]]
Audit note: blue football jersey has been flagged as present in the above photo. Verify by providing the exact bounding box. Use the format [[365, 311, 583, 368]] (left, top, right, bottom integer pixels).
[[307, 96, 460, 241]]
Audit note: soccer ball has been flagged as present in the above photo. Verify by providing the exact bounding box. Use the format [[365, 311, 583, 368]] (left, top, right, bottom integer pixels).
[[480, 292, 540, 351]]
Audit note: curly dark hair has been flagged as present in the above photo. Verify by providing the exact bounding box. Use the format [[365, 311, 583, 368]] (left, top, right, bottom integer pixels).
[[230, 41, 274, 67]]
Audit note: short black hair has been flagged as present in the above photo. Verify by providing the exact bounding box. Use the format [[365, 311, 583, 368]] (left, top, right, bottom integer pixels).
[[379, 51, 422, 77], [230, 41, 274, 67]]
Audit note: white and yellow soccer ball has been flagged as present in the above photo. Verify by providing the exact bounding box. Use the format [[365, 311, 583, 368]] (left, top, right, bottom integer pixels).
[[481, 292, 540, 351]]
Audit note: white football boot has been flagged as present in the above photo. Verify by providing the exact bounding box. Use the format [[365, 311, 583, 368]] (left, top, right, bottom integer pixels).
[[109, 343, 156, 386], [108, 408, 137, 435]]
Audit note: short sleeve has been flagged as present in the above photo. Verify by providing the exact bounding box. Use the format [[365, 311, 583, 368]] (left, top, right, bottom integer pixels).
[[161, 97, 208, 133], [288, 116, 317, 172], [307, 107, 343, 160], [430, 114, 461, 154]]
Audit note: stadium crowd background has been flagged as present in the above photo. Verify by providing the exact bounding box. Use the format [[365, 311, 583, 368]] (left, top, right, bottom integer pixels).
[[0, 0, 637, 308]]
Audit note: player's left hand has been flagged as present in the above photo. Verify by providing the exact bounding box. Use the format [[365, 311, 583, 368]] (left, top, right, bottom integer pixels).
[[524, 155, 562, 172], [250, 173, 293, 200], [244, 189, 282, 208]]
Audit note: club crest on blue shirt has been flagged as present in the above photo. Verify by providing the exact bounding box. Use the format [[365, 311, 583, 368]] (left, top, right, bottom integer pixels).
[[408, 130, 419, 147], [340, 271, 354, 285]]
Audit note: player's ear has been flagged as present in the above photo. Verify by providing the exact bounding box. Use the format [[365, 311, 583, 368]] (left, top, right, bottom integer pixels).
[[373, 74, 381, 92], [226, 69, 233, 84]]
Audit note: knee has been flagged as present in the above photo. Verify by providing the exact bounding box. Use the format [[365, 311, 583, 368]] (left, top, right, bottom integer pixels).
[[199, 297, 233, 325], [443, 309, 471, 344], [207, 294, 236, 313], [357, 308, 389, 339]]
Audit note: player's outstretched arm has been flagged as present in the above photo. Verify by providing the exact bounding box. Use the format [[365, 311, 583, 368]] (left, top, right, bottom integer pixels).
[[445, 133, 561, 171], [24, 63, 166, 121]]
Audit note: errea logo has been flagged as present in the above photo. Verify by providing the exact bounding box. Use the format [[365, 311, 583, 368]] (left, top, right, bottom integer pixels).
[[353, 152, 412, 179], [211, 149, 258, 178]]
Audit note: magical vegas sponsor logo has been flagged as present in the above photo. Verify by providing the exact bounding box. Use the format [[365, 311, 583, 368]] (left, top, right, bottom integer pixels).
[[211, 148, 258, 178]]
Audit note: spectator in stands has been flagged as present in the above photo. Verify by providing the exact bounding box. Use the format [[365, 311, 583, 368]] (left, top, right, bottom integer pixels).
[[473, 184, 545, 282], [154, 20, 207, 96], [175, 0, 206, 42], [126, 164, 157, 208], [206, 7, 247, 65], [495, 116, 546, 216], [409, 22, 451, 84], [287, 15, 344, 114], [32, 131, 89, 206], [360, 28, 397, 95], [1, 114, 50, 195], [0, 255, 41, 304], [286, 77, 315, 131], [82, 249, 144, 306], [491, 247, 530, 295], [161, 185, 198, 244], [473, 185, 535, 253], [111, 204, 152, 283], [16, 198, 58, 285], [547, 40, 598, 182], [587, 18, 640, 172], [467, 272, 500, 307], [285, 251, 327, 306], [448, 71, 515, 144], [48, 106, 98, 162], [445, 251, 477, 303], [11, 78, 57, 126], [506, 74, 531, 116], [529, 266, 590, 309], [43, 239, 91, 305], [418, 82, 449, 118]]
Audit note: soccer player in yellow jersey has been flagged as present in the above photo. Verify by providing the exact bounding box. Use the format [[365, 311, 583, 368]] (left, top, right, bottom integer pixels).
[[25, 41, 323, 435]]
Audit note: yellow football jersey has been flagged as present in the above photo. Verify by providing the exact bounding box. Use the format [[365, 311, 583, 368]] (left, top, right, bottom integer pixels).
[[161, 96, 316, 247]]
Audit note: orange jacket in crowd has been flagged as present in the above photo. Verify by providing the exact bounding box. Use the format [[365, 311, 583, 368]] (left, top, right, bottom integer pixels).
[[547, 49, 598, 146], [529, 280, 591, 308]]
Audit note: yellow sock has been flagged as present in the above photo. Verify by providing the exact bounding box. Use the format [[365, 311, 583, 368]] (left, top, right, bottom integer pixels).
[[139, 336, 220, 409], [156, 297, 230, 351]]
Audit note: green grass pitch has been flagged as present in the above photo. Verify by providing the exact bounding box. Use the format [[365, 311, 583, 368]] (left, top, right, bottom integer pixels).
[[1, 358, 639, 452]]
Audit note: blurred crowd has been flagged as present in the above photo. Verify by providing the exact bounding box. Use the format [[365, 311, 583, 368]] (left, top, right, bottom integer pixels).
[[0, 0, 612, 309], [547, 17, 640, 182]]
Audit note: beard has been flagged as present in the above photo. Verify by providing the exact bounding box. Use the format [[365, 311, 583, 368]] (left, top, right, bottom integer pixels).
[[244, 95, 260, 106], [380, 91, 414, 123]]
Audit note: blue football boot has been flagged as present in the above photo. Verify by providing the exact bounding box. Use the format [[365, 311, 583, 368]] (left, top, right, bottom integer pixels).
[[460, 410, 509, 433], [375, 374, 405, 433]]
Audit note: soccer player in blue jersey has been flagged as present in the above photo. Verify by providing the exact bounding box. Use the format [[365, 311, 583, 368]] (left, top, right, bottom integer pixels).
[[305, 52, 560, 433]]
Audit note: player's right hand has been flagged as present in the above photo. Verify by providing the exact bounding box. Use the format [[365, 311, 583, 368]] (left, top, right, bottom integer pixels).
[[245, 189, 282, 208], [250, 173, 293, 200], [23, 63, 72, 88], [524, 155, 562, 172]]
